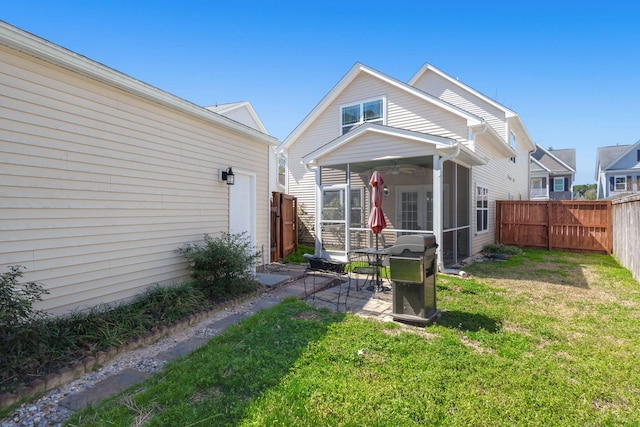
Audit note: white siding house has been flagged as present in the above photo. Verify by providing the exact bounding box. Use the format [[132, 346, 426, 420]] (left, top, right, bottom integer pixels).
[[529, 145, 576, 201], [278, 62, 535, 268], [0, 22, 278, 314], [596, 140, 640, 199]]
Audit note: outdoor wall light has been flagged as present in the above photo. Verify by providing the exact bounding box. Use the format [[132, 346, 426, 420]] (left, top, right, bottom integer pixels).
[[383, 185, 389, 197], [221, 167, 235, 185]]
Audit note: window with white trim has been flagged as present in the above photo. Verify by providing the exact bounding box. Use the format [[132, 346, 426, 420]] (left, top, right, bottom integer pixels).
[[615, 176, 627, 191], [509, 131, 517, 163], [476, 185, 489, 233], [341, 98, 383, 134], [553, 177, 565, 192], [349, 187, 364, 227]]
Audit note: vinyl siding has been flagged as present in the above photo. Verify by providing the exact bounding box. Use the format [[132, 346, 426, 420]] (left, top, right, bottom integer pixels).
[[287, 72, 472, 245], [470, 132, 528, 253], [318, 133, 438, 166], [1, 46, 270, 315], [412, 71, 508, 140], [610, 149, 640, 170]]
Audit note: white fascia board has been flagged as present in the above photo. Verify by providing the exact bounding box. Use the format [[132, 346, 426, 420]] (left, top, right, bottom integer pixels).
[[508, 116, 536, 151], [409, 63, 518, 118], [0, 21, 278, 146], [280, 62, 364, 151], [207, 101, 269, 135], [280, 62, 482, 152], [301, 123, 456, 165], [470, 123, 515, 158], [531, 157, 551, 172]]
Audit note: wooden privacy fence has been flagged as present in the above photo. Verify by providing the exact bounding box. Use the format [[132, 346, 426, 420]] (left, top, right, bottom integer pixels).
[[611, 194, 640, 282], [270, 192, 298, 262], [496, 200, 612, 254]]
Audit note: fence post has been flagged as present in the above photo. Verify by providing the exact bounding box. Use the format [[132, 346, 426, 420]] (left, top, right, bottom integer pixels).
[[547, 201, 552, 251]]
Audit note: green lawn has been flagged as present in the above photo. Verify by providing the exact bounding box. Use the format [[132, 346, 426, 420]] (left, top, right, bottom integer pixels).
[[67, 250, 640, 426]]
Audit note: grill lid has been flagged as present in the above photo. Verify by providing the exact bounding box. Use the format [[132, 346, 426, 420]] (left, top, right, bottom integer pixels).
[[387, 234, 437, 255]]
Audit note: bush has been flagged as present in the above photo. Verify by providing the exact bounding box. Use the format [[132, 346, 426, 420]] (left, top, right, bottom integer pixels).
[[178, 232, 261, 299], [0, 266, 50, 391], [481, 243, 522, 256], [0, 265, 48, 336]]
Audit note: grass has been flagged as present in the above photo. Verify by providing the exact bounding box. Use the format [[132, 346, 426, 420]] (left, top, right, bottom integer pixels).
[[67, 249, 640, 426]]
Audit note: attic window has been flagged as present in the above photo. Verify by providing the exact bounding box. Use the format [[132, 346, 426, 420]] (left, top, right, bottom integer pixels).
[[637, 150, 640, 162], [341, 98, 384, 134]]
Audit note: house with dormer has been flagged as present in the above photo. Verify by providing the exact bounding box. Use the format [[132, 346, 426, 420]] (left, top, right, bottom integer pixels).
[[530, 145, 576, 200], [277, 63, 535, 268], [596, 140, 640, 199]]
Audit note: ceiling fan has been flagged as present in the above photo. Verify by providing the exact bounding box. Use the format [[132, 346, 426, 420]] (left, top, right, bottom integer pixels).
[[388, 164, 417, 175]]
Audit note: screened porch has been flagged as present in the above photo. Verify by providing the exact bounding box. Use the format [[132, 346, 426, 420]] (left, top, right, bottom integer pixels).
[[316, 155, 471, 267]]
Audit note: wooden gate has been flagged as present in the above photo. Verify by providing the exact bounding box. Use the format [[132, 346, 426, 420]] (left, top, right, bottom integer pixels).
[[496, 200, 612, 254], [271, 192, 298, 262]]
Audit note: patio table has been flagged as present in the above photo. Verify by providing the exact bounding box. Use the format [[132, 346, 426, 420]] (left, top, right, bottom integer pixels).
[[354, 247, 389, 292]]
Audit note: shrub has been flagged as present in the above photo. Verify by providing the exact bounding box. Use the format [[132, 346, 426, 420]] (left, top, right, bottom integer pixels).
[[0, 265, 48, 335], [178, 232, 261, 299], [481, 243, 522, 256], [0, 266, 50, 390]]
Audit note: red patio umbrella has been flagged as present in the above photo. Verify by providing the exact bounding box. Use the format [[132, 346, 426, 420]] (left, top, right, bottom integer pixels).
[[367, 171, 387, 291], [368, 171, 387, 245]]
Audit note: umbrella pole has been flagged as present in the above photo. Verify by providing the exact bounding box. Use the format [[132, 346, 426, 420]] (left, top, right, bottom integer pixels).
[[375, 234, 380, 290]]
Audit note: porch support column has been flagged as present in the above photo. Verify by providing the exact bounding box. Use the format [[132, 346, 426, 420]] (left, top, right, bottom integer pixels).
[[314, 166, 322, 256], [432, 154, 444, 270]]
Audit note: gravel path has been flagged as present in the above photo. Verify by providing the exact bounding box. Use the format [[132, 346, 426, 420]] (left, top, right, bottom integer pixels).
[[0, 292, 286, 427]]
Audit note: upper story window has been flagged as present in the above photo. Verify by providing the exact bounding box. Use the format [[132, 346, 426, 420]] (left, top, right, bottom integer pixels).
[[615, 176, 627, 191], [341, 98, 384, 134], [509, 131, 517, 163]]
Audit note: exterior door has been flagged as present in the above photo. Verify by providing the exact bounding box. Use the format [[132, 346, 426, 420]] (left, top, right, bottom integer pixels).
[[396, 185, 433, 234], [318, 185, 347, 258], [230, 171, 256, 253]]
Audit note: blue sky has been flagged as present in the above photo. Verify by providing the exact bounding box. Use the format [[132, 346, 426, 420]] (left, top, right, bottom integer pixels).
[[3, 1, 639, 184]]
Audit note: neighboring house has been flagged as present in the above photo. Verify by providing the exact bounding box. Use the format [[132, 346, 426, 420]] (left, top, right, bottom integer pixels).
[[277, 62, 535, 268], [595, 140, 640, 199], [206, 102, 284, 195], [530, 145, 576, 200], [0, 22, 279, 315]]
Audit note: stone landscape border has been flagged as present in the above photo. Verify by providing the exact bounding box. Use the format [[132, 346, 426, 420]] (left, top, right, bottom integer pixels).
[[0, 288, 267, 410]]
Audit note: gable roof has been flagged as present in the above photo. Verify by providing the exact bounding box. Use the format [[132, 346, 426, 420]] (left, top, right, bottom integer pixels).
[[301, 122, 488, 167], [597, 139, 640, 173], [278, 62, 483, 152], [206, 101, 269, 134], [409, 63, 536, 152], [530, 157, 550, 173], [531, 144, 576, 174], [0, 21, 278, 146], [408, 63, 517, 118]]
